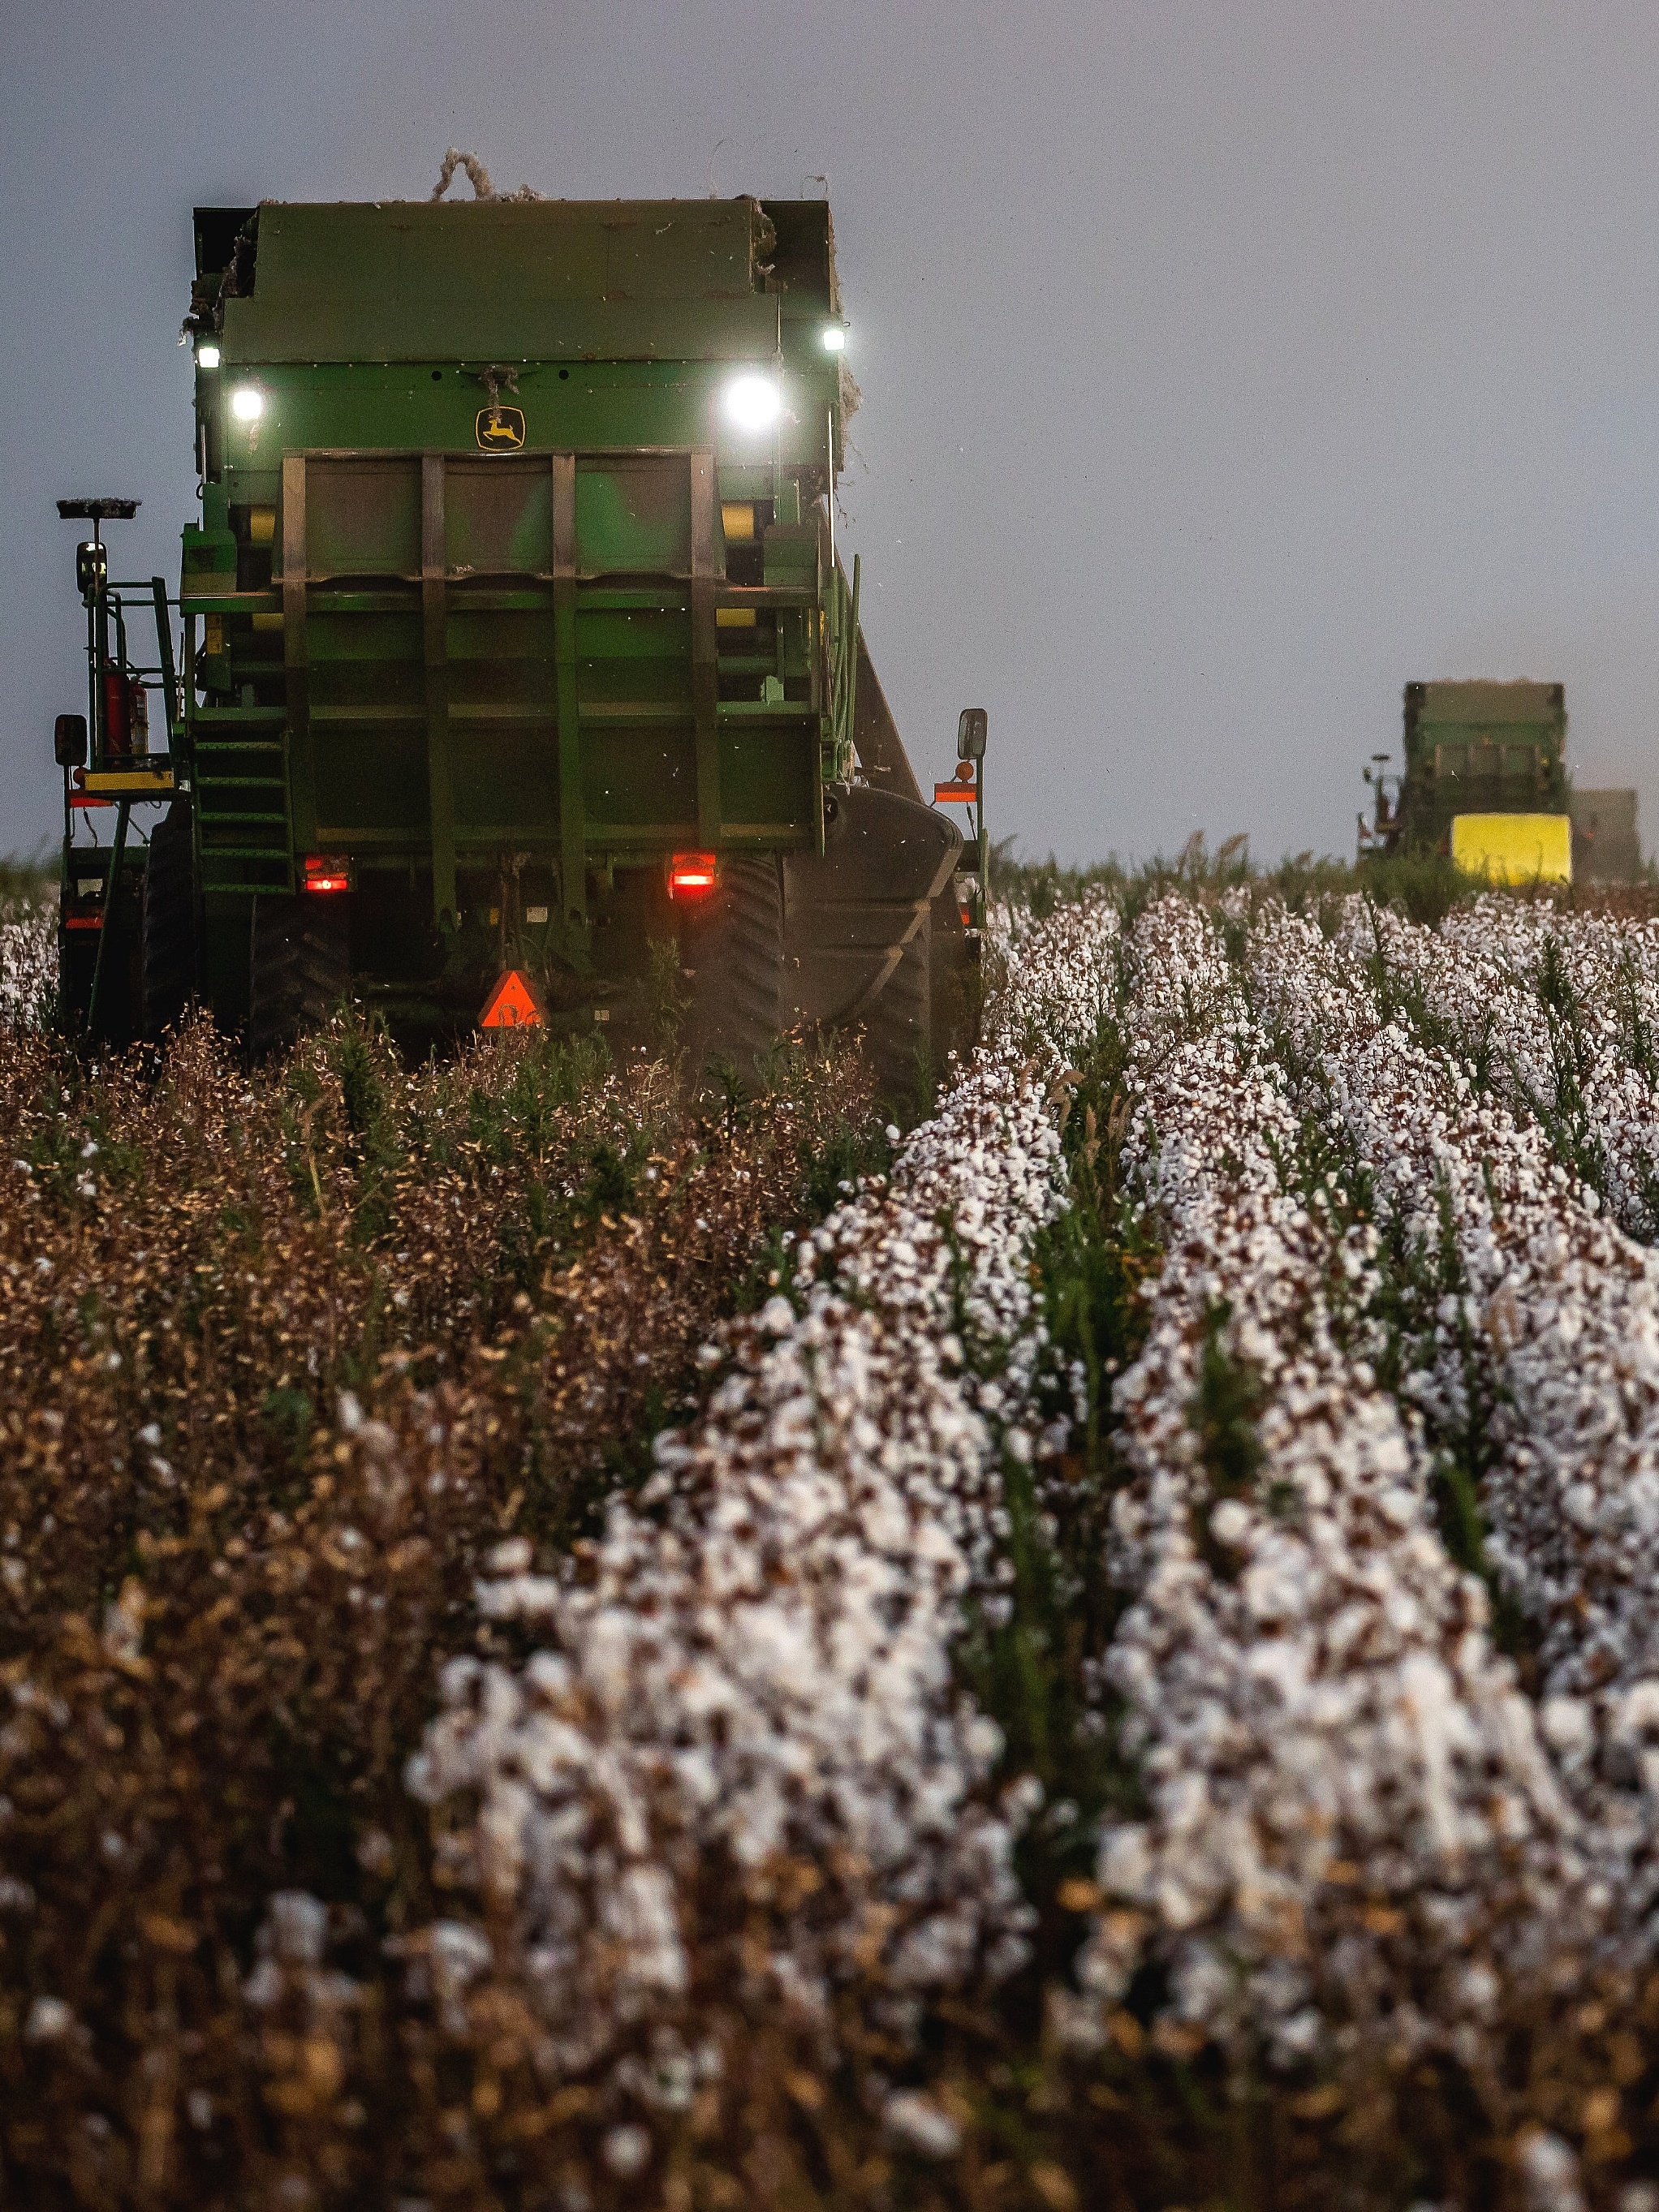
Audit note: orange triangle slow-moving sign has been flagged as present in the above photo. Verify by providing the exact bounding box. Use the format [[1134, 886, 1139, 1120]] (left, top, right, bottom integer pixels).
[[480, 969, 546, 1029]]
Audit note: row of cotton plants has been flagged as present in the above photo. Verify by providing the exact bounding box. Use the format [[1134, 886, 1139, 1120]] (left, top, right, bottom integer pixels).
[[1068, 895, 1598, 2085], [1338, 893, 1659, 1242], [1252, 902, 1659, 1845], [387, 898, 1121, 2170]]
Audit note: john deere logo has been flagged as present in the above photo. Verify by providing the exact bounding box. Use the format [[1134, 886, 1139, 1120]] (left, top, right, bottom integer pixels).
[[476, 405, 526, 453]]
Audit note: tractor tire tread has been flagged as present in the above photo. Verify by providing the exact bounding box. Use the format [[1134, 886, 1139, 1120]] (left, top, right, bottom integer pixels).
[[686, 855, 784, 1084], [248, 896, 351, 1061]]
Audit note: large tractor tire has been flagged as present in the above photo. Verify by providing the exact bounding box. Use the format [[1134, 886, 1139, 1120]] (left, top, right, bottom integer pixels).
[[141, 800, 197, 1040], [681, 854, 784, 1091], [864, 913, 933, 1112], [248, 893, 351, 1061], [57, 927, 96, 1034]]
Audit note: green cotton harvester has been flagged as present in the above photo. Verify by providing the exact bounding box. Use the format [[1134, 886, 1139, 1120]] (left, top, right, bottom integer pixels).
[[53, 166, 986, 1087]]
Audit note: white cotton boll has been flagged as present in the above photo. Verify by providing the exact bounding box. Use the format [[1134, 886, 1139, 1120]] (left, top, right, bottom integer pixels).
[[243, 1958, 282, 2010], [335, 1390, 364, 1434], [601, 2124, 653, 2178], [883, 2089, 962, 2160], [524, 1652, 574, 1706], [1209, 1499, 1252, 1547], [1562, 1483, 1599, 1532], [1269, 2006, 1324, 2065], [427, 1922, 493, 2022], [758, 1295, 795, 1336], [1613, 1681, 1659, 1743], [485, 1538, 532, 1575], [601, 1865, 687, 1995], [268, 1890, 328, 1966], [1002, 1772, 1045, 1825], [963, 1713, 1004, 1770], [1540, 1697, 1592, 1755], [23, 1995, 72, 2043], [1450, 1960, 1499, 2019], [1517, 2130, 1586, 2212]]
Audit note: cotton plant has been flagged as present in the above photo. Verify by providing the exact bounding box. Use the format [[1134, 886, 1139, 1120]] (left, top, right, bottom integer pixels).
[[394, 899, 1122, 2140], [1068, 897, 1597, 2081], [1330, 894, 1659, 1242], [0, 902, 55, 1028]]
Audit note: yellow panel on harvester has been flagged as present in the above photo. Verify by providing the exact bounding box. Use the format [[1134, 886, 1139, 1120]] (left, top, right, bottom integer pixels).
[[1451, 812, 1573, 884]]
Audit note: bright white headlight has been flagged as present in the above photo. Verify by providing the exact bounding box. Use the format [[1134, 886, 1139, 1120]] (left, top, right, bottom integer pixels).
[[196, 342, 222, 369], [231, 385, 264, 423], [821, 327, 847, 353], [724, 373, 782, 434]]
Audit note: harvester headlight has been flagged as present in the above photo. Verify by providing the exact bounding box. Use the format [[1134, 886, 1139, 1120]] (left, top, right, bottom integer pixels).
[[230, 385, 264, 423], [821, 326, 847, 353], [723, 373, 782, 434], [196, 342, 222, 369]]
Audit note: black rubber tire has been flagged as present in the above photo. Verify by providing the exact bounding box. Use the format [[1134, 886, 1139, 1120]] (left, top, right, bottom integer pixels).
[[141, 799, 197, 1041], [58, 930, 94, 1031], [681, 854, 785, 1089], [248, 893, 351, 1061], [864, 913, 933, 1112]]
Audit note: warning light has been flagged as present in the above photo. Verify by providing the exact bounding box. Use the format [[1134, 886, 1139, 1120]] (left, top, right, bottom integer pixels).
[[480, 970, 546, 1028], [302, 854, 352, 893], [668, 851, 718, 901]]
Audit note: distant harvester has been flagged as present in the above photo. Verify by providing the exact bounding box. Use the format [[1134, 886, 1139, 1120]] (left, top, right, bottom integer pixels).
[[1360, 681, 1643, 884]]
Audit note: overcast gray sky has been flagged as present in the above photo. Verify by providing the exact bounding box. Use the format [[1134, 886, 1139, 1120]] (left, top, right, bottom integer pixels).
[[5, 0, 1657, 866]]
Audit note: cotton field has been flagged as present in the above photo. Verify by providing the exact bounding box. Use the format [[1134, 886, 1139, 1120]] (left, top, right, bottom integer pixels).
[[9, 876, 1659, 2209]]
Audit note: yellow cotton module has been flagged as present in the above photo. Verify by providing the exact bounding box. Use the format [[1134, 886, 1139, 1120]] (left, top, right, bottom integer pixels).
[[1450, 811, 1573, 884]]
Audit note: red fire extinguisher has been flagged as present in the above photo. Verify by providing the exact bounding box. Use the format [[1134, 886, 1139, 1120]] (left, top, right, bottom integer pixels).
[[101, 672, 147, 761]]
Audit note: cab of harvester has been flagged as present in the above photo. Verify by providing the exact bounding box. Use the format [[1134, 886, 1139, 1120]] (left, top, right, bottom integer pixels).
[[54, 177, 983, 1084]]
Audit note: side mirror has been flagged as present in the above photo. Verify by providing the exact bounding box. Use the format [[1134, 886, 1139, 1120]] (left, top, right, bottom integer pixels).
[[54, 712, 88, 768], [957, 706, 988, 763]]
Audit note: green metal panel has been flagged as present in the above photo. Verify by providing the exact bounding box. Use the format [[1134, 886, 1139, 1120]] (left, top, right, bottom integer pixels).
[[222, 201, 783, 364], [576, 456, 692, 573]]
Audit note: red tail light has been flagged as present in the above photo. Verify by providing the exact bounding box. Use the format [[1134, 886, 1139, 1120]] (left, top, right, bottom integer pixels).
[[302, 854, 352, 894], [668, 850, 718, 901]]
